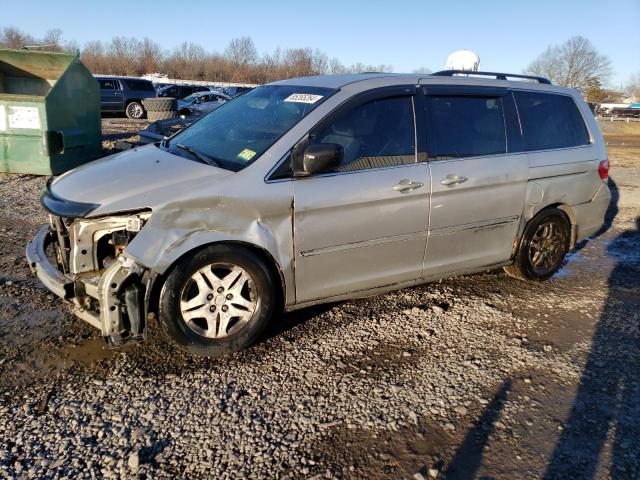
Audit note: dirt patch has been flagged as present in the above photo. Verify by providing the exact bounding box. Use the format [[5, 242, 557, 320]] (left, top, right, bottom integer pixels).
[[599, 119, 640, 168]]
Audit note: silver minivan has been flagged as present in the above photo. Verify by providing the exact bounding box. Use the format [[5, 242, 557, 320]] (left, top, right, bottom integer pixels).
[[27, 71, 611, 356]]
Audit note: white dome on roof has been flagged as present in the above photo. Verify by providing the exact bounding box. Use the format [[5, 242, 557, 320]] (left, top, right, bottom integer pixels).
[[445, 50, 480, 71]]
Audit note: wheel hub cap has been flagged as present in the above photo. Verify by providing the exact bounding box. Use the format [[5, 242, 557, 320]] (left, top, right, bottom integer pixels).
[[213, 294, 225, 306], [179, 263, 257, 339]]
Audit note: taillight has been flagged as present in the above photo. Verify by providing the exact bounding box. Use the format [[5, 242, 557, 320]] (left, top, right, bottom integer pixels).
[[598, 159, 609, 180]]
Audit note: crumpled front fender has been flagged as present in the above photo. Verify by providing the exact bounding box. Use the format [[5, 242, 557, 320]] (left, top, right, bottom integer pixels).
[[122, 180, 295, 305]]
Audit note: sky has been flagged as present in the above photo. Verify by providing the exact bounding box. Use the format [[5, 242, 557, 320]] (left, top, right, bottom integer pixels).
[[1, 0, 639, 86]]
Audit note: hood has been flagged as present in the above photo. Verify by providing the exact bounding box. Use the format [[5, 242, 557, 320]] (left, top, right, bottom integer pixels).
[[50, 144, 231, 217]]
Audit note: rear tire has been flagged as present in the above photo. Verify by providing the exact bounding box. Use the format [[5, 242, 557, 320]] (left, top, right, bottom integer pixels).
[[504, 208, 570, 282], [125, 101, 145, 119], [159, 245, 276, 356]]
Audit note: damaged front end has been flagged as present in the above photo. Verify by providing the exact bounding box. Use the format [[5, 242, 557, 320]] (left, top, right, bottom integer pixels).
[[26, 181, 156, 347]]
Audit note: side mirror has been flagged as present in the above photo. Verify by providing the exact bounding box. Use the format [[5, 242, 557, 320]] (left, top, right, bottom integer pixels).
[[294, 143, 343, 177]]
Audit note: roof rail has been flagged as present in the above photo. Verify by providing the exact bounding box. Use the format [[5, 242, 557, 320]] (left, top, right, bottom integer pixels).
[[431, 70, 551, 85]]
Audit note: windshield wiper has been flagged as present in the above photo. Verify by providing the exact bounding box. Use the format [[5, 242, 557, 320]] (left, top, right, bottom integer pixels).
[[174, 143, 223, 167]]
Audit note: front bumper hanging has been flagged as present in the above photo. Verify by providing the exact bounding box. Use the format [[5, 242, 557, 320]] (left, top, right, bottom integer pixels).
[[26, 225, 150, 345]]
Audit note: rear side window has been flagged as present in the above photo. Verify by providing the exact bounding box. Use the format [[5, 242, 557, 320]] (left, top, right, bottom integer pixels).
[[425, 96, 506, 159], [311, 96, 416, 171], [514, 91, 590, 151], [99, 79, 116, 90], [125, 79, 155, 92]]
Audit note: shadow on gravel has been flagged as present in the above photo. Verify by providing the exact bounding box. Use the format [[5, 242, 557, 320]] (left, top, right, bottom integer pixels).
[[544, 216, 640, 479], [444, 379, 512, 479], [263, 302, 340, 342], [102, 132, 138, 141]]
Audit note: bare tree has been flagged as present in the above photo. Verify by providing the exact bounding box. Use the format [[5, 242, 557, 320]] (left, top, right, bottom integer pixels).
[[41, 29, 64, 50], [412, 66, 432, 74], [2, 27, 404, 83], [328, 57, 348, 75], [106, 37, 141, 75], [0, 27, 36, 48], [81, 40, 106, 72], [625, 73, 640, 102], [525, 36, 611, 92], [224, 37, 258, 65], [137, 37, 162, 75], [164, 42, 207, 80]]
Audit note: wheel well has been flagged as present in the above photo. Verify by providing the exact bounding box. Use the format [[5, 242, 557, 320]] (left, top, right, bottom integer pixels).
[[513, 203, 576, 259], [145, 241, 286, 318], [543, 203, 576, 248]]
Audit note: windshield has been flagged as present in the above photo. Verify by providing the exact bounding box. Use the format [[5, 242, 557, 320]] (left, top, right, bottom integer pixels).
[[164, 84, 336, 171], [181, 93, 198, 103]]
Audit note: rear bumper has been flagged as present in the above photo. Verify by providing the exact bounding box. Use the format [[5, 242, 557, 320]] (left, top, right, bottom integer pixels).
[[574, 181, 612, 242]]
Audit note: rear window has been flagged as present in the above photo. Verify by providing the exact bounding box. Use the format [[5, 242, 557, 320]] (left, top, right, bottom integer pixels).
[[514, 91, 590, 151], [425, 96, 506, 159], [124, 79, 155, 92]]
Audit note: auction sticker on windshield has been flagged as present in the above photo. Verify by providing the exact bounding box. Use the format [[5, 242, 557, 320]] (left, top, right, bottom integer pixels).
[[284, 93, 324, 104], [237, 148, 257, 161]]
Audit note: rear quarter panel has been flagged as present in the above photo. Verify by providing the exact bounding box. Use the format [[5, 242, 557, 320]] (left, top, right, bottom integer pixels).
[[521, 92, 608, 242]]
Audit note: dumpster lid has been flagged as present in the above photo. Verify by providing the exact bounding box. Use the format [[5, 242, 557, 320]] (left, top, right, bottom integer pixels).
[[0, 48, 79, 99]]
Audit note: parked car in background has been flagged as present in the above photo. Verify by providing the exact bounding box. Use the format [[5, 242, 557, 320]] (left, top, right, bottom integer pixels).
[[96, 76, 157, 119], [27, 71, 611, 357], [157, 84, 210, 99], [222, 86, 253, 97], [177, 91, 231, 116]]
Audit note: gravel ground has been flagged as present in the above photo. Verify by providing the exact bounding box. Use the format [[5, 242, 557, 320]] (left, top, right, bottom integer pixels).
[[0, 119, 638, 479]]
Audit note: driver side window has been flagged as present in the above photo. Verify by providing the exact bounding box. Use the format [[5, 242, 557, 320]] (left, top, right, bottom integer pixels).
[[310, 96, 416, 172]]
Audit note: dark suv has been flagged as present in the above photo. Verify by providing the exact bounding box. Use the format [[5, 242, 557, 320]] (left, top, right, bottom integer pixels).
[[96, 76, 157, 119], [157, 84, 210, 99]]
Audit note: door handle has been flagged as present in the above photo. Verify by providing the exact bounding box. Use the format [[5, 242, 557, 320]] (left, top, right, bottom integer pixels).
[[440, 174, 468, 186], [393, 179, 424, 193]]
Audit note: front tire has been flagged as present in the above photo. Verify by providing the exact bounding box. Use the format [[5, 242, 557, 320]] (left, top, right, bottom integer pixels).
[[159, 245, 276, 356], [504, 208, 570, 282]]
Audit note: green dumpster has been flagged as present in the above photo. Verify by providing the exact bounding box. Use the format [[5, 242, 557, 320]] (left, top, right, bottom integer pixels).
[[0, 48, 102, 175]]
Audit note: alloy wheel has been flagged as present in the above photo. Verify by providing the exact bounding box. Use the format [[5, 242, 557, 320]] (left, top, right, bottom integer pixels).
[[127, 102, 144, 119], [528, 219, 567, 276]]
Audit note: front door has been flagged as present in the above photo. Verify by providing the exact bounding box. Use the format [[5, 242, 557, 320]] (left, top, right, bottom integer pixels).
[[292, 89, 432, 302], [420, 88, 528, 276]]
